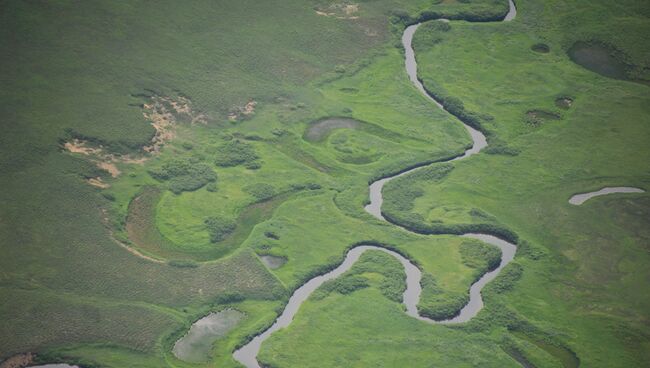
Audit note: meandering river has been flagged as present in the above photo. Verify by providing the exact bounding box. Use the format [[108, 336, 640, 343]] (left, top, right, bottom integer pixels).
[[233, 2, 518, 367]]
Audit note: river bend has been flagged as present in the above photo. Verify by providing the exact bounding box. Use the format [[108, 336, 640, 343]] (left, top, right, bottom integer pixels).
[[233, 2, 517, 367]]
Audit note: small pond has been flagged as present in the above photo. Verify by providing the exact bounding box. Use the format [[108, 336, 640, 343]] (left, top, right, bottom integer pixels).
[[173, 309, 244, 363], [259, 255, 287, 269], [568, 41, 630, 80], [531, 43, 550, 53], [569, 187, 644, 205]]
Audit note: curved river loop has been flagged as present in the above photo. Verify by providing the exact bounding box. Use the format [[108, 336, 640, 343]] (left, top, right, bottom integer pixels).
[[233, 2, 518, 367]]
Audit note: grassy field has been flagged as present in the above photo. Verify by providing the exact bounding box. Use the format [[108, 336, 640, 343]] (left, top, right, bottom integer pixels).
[[259, 250, 519, 368], [0, 0, 470, 365], [1, 0, 649, 367], [376, 0, 650, 366]]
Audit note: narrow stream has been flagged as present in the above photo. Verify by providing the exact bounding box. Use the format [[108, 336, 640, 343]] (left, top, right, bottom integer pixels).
[[233, 2, 517, 367]]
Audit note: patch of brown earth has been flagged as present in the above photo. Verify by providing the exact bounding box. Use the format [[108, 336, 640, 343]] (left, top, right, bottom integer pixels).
[[0, 353, 34, 368], [142, 95, 207, 152], [524, 109, 561, 127], [315, 3, 359, 19], [63, 95, 205, 188], [87, 177, 110, 188], [142, 101, 176, 153], [97, 162, 121, 177], [64, 139, 102, 155], [228, 99, 257, 121], [63, 141, 125, 182], [63, 140, 120, 181], [555, 97, 573, 109]]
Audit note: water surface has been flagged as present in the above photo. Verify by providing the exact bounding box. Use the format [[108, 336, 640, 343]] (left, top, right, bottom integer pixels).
[[259, 255, 287, 269], [174, 309, 244, 363], [568, 41, 630, 80], [569, 187, 644, 205]]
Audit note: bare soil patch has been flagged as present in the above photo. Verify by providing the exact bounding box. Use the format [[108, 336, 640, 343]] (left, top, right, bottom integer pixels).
[[63, 139, 102, 155], [524, 110, 561, 127], [315, 3, 359, 19], [228, 99, 257, 122], [97, 162, 120, 177], [87, 177, 110, 188], [63, 95, 205, 187], [555, 96, 573, 109], [0, 353, 34, 368]]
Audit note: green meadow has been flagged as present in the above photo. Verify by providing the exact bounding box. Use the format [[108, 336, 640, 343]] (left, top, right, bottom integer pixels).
[[1, 0, 649, 367]]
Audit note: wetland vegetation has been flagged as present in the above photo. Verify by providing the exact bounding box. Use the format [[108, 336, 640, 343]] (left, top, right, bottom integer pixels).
[[1, 0, 649, 367]]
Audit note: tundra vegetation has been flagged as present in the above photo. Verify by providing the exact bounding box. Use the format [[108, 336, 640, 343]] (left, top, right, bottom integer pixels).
[[1, 0, 649, 367]]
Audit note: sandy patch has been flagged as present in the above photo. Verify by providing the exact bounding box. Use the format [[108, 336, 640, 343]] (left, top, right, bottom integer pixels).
[[63, 94, 205, 184], [64, 139, 102, 155], [62, 94, 206, 189], [63, 139, 119, 181], [344, 4, 358, 15], [141, 95, 207, 152], [315, 3, 359, 19], [97, 162, 121, 177], [555, 97, 573, 109], [87, 177, 110, 189], [228, 99, 257, 121], [120, 156, 148, 164], [0, 353, 34, 368], [142, 103, 176, 153]]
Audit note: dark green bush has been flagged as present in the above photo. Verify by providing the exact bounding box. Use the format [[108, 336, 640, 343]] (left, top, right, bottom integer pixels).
[[517, 240, 546, 260], [214, 140, 259, 167], [524, 114, 543, 127], [389, 9, 412, 25], [312, 250, 406, 302], [418, 273, 470, 320], [317, 275, 369, 298], [243, 183, 276, 201], [486, 262, 523, 294], [264, 231, 279, 240], [460, 239, 502, 274], [213, 292, 245, 305], [419, 271, 469, 320], [382, 164, 452, 213], [484, 144, 521, 156], [419, 78, 488, 131], [148, 158, 216, 194], [206, 182, 218, 192], [204, 216, 236, 243], [245, 161, 261, 170]]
